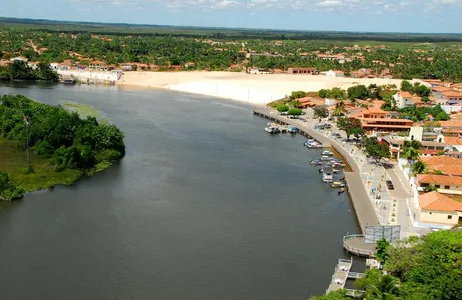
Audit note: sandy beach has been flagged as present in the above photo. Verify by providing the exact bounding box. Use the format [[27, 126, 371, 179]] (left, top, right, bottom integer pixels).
[[117, 71, 408, 105]]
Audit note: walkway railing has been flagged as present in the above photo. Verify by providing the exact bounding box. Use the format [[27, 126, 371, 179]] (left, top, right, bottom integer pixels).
[[343, 234, 376, 257]]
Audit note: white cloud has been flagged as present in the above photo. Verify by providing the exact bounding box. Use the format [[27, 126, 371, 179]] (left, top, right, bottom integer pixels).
[[65, 0, 462, 13], [318, 0, 342, 6]]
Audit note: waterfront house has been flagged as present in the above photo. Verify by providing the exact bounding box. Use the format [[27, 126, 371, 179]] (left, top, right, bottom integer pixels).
[[416, 174, 462, 195], [49, 60, 72, 71], [287, 67, 319, 75], [419, 191, 462, 226]]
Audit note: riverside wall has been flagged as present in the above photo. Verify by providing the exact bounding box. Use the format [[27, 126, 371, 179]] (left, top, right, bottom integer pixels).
[[253, 107, 380, 232]]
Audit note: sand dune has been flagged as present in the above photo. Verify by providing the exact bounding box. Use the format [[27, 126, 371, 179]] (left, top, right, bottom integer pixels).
[[117, 71, 409, 105]]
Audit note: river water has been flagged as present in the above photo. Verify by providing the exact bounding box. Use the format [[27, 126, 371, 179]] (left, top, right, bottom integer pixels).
[[0, 83, 360, 300]]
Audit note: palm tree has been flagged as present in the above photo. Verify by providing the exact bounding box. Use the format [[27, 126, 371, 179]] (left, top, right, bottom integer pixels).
[[401, 140, 422, 164], [292, 99, 301, 109], [411, 160, 427, 176], [369, 275, 402, 300], [332, 100, 347, 117]]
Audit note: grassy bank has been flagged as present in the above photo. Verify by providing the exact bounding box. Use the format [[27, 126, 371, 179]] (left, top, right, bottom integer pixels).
[[62, 102, 108, 124], [0, 138, 82, 192]]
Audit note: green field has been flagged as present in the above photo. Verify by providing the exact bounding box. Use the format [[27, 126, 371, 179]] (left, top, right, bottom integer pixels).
[[0, 138, 82, 192]]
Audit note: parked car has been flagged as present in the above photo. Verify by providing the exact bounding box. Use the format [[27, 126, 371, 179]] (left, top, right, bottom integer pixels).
[[386, 180, 394, 190]]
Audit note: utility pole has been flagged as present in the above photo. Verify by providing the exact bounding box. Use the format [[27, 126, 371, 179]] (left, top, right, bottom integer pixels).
[[24, 115, 30, 171]]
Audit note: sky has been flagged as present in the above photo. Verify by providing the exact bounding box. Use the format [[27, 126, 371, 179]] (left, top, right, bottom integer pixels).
[[1, 0, 462, 33]]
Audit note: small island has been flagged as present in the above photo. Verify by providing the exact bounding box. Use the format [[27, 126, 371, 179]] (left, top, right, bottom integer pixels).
[[0, 94, 125, 201]]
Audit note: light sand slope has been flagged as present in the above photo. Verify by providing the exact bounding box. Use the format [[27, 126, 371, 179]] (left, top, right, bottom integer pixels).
[[118, 71, 413, 105]]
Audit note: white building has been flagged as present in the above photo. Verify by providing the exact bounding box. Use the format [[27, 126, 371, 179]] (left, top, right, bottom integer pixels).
[[393, 91, 422, 109], [325, 98, 337, 106]]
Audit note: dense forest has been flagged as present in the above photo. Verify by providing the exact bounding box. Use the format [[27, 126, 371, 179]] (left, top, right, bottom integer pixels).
[[0, 94, 125, 201], [1, 20, 462, 80], [313, 230, 462, 300]]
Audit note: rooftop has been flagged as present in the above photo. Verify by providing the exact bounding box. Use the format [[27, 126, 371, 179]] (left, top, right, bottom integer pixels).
[[417, 174, 462, 186], [400, 91, 413, 98], [419, 191, 462, 212]]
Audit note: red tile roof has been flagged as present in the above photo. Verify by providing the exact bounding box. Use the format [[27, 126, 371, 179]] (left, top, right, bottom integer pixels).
[[419, 191, 462, 212], [417, 174, 462, 186], [400, 91, 413, 98]]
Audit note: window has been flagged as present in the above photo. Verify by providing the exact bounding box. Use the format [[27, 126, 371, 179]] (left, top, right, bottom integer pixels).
[[436, 185, 440, 188], [445, 186, 450, 189], [429, 212, 432, 215], [448, 215, 452, 220]]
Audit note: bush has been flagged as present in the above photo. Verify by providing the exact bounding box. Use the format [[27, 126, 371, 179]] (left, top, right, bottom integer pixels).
[[288, 108, 302, 116], [276, 104, 289, 112], [0, 172, 25, 201], [95, 149, 123, 163]]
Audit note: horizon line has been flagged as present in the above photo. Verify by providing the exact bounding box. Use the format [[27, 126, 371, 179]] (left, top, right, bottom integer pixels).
[[1, 16, 462, 36]]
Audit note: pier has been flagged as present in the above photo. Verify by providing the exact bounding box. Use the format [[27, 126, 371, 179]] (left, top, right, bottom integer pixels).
[[253, 107, 331, 147], [326, 258, 365, 296]]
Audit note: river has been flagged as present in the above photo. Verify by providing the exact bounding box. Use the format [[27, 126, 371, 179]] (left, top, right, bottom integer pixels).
[[0, 83, 360, 300]]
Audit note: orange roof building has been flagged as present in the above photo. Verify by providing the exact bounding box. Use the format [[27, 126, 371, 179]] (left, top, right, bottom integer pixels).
[[416, 174, 462, 195], [419, 191, 462, 226], [421, 156, 462, 176], [351, 106, 413, 132]]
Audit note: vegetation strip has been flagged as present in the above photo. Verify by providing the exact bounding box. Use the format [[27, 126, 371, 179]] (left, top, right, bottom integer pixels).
[[0, 94, 125, 201]]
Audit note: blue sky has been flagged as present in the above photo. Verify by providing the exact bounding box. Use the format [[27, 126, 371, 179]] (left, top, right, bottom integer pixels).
[[1, 0, 462, 33]]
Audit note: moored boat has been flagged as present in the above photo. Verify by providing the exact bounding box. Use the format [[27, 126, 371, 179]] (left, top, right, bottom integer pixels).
[[322, 166, 333, 182], [264, 126, 280, 133], [338, 188, 346, 194], [322, 150, 333, 156], [310, 160, 322, 165], [331, 181, 345, 188]]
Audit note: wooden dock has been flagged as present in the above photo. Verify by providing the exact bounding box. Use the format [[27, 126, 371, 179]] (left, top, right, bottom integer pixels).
[[326, 258, 365, 297], [326, 258, 353, 293]]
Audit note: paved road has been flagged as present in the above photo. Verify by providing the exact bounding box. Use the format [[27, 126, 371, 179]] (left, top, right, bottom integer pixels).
[[385, 168, 411, 199]]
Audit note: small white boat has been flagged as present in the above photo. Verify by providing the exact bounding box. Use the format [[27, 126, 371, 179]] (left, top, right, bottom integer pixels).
[[331, 182, 345, 188], [320, 155, 331, 161], [322, 166, 333, 182], [265, 126, 280, 133], [333, 169, 341, 173], [310, 160, 322, 165], [322, 150, 333, 156]]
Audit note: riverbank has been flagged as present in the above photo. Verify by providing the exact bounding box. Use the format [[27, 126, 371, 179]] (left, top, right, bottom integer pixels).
[[0, 138, 82, 193], [117, 71, 406, 104]]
